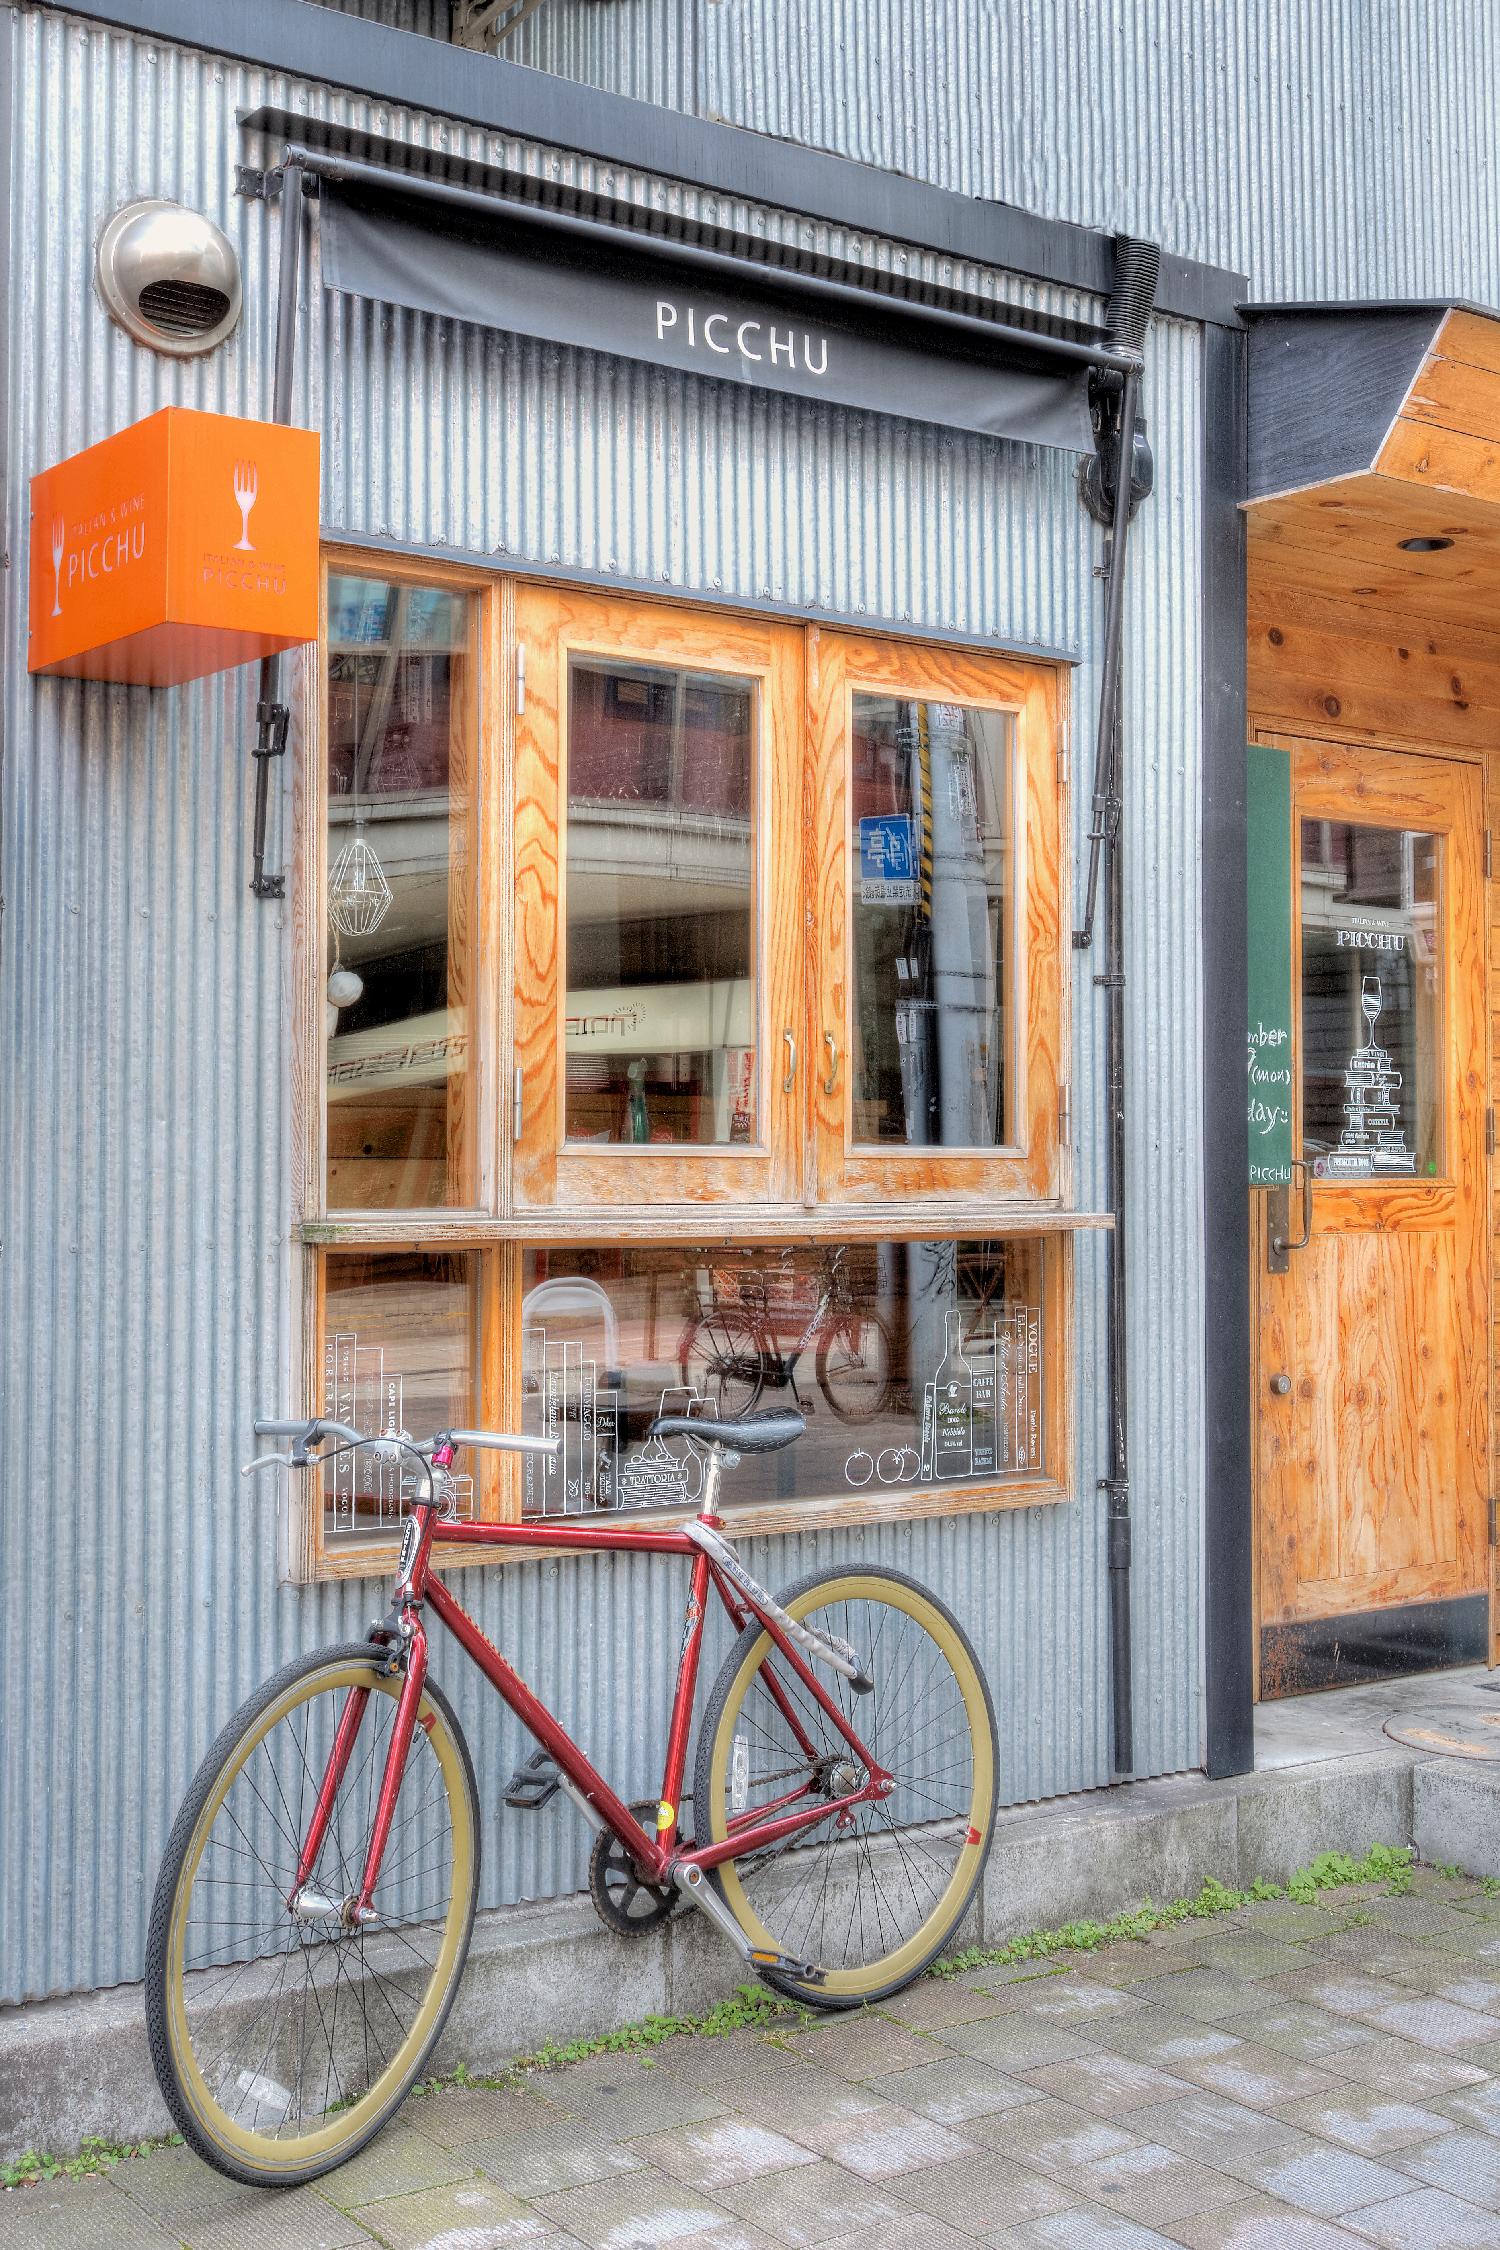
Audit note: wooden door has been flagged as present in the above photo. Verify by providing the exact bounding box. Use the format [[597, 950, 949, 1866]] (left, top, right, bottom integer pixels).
[[808, 630, 1065, 1208], [512, 587, 805, 1209], [1256, 736, 1489, 1695]]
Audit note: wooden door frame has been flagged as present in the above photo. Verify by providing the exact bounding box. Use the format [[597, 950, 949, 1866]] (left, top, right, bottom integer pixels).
[[1249, 719, 1494, 1692]]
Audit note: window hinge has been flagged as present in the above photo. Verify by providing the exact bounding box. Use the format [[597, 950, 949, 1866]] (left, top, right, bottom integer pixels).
[[1058, 1085, 1071, 1146], [1490, 1495, 1499, 1548], [1487, 829, 1493, 881], [1056, 721, 1069, 788], [516, 640, 526, 718], [512, 1064, 524, 1142], [1489, 1106, 1496, 1158]]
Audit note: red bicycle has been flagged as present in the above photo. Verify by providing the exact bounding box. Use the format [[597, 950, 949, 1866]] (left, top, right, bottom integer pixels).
[[146, 1410, 997, 2186]]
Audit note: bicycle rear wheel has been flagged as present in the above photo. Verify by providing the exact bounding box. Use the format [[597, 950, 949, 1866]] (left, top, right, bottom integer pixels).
[[695, 1567, 995, 2008], [679, 1310, 767, 1417], [146, 1644, 479, 2186]]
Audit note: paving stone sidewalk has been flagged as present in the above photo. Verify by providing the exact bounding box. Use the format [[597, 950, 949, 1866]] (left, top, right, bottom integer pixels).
[[16, 1871, 1500, 2247]]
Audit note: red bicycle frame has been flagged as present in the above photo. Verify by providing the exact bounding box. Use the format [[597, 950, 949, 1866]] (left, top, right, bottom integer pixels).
[[302, 1491, 891, 1923]]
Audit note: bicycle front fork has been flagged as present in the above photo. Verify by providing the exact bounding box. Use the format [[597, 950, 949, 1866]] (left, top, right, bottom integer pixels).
[[288, 1623, 429, 1929]]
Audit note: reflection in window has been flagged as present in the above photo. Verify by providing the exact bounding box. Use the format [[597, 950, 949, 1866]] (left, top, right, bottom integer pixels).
[[322, 1252, 477, 1543], [1300, 820, 1441, 1179], [850, 696, 1013, 1148], [519, 1240, 1044, 1517], [565, 660, 756, 1146], [325, 577, 473, 1208]]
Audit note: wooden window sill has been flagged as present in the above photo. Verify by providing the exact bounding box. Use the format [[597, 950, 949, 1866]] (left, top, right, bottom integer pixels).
[[306, 1475, 1072, 1581], [302, 1203, 1112, 1245]]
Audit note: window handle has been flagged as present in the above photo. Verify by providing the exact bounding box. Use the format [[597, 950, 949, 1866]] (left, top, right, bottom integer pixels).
[[823, 1031, 840, 1096], [782, 1031, 797, 1092]]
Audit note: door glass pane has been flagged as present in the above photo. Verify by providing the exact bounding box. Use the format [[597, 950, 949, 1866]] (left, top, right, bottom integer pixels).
[[565, 659, 756, 1146], [850, 695, 1013, 1148], [1300, 819, 1441, 1179], [322, 1251, 477, 1545], [325, 576, 474, 1208], [519, 1239, 1045, 1518]]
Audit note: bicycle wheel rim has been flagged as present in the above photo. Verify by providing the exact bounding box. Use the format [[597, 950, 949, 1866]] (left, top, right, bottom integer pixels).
[[701, 1572, 994, 2001], [158, 1656, 476, 2175]]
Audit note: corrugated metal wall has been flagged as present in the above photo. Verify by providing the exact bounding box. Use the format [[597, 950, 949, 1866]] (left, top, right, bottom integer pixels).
[[0, 0, 1202, 2006], [507, 0, 1500, 305]]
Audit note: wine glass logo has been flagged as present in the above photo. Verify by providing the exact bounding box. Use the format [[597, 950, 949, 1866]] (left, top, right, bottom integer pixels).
[[49, 518, 65, 618], [232, 460, 258, 552], [1361, 973, 1382, 1037]]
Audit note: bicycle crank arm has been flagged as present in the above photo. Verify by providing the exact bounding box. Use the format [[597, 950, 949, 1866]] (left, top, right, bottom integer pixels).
[[669, 1861, 826, 1985]]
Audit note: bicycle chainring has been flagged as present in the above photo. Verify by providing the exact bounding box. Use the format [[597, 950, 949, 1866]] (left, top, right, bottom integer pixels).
[[587, 1802, 688, 1937]]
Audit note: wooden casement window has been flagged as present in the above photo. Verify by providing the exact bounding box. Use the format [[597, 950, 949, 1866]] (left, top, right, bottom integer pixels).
[[301, 560, 1079, 1577]]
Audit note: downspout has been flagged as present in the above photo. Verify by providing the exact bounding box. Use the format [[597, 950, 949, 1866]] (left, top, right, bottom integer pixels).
[[1073, 236, 1160, 1782]]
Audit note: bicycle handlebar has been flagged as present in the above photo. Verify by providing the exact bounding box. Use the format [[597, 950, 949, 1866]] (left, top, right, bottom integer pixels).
[[243, 1418, 559, 1476]]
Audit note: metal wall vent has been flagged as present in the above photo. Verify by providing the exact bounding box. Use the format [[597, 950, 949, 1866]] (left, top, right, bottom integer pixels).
[[96, 200, 242, 356]]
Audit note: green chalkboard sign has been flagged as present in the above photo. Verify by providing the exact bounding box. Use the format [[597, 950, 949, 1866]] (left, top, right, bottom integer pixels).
[[1247, 743, 1294, 1186]]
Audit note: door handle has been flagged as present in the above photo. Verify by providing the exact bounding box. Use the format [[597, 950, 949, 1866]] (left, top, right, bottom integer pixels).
[[823, 1031, 840, 1097], [1267, 1158, 1312, 1272], [782, 1030, 797, 1093]]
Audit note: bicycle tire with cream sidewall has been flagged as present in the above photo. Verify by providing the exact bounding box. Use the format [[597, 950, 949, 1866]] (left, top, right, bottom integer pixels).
[[694, 1565, 996, 2009]]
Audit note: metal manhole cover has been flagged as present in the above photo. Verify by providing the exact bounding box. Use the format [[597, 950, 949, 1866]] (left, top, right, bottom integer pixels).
[[1384, 1708, 1500, 1758]]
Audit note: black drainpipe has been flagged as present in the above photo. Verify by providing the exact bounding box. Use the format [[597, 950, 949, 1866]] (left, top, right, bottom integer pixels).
[[1074, 236, 1160, 1782]]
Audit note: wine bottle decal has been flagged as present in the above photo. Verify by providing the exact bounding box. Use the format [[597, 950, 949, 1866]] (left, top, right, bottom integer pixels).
[[932, 1309, 974, 1480]]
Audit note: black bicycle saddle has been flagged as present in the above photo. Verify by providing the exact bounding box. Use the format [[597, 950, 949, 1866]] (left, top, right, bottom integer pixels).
[[647, 1409, 806, 1454]]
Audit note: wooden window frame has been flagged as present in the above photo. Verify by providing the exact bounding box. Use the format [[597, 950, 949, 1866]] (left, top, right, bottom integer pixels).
[[294, 548, 1087, 1582]]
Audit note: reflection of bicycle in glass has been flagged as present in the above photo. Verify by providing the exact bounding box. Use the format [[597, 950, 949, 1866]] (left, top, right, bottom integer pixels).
[[679, 1246, 894, 1423]]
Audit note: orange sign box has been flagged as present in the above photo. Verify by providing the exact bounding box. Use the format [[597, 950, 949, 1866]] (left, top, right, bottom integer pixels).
[[28, 407, 319, 685]]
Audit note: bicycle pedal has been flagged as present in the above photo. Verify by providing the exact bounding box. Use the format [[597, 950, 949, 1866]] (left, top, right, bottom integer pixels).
[[503, 1749, 561, 1811], [748, 1947, 827, 1986]]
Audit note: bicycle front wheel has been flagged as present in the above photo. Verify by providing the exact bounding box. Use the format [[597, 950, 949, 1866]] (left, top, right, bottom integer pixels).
[[815, 1314, 894, 1422], [695, 1568, 996, 2009], [146, 1644, 479, 2186]]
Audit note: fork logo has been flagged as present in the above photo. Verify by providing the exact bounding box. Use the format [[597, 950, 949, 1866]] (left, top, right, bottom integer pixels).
[[231, 459, 258, 553], [49, 518, 65, 617]]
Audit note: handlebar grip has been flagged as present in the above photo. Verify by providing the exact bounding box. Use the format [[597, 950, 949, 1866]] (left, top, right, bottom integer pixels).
[[448, 1428, 560, 1458], [254, 1418, 317, 1439]]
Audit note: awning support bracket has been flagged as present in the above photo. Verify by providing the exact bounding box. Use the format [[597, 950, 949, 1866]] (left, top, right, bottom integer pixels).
[[248, 161, 306, 903]]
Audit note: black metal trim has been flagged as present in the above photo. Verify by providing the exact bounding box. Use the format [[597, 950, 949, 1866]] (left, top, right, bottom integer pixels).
[[321, 527, 1081, 667], [1260, 1595, 1487, 1697], [1201, 319, 1254, 1779], [51, 0, 1246, 329]]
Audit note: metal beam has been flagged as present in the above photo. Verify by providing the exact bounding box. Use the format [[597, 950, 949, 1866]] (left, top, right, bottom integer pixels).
[[49, 0, 1246, 329]]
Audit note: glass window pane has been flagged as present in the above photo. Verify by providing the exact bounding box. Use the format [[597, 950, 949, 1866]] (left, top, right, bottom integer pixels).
[[850, 696, 1013, 1148], [565, 659, 756, 1146], [325, 577, 474, 1208], [1300, 820, 1441, 1179], [322, 1251, 477, 1544], [519, 1240, 1045, 1518]]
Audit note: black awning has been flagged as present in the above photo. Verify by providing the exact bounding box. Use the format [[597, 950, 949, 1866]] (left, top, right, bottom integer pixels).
[[312, 156, 1109, 455]]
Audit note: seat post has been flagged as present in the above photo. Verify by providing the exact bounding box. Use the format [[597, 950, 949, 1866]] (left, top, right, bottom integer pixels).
[[697, 1442, 725, 1524]]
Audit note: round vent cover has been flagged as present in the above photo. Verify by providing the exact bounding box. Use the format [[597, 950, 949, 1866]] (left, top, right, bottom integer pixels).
[[96, 199, 242, 357]]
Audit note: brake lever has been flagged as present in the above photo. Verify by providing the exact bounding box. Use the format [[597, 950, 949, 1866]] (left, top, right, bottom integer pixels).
[[241, 1452, 292, 1478]]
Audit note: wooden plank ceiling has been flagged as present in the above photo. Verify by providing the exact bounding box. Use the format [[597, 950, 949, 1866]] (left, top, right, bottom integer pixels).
[[1248, 309, 1500, 633]]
